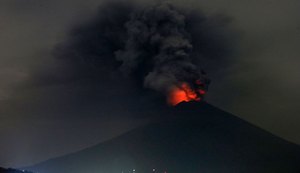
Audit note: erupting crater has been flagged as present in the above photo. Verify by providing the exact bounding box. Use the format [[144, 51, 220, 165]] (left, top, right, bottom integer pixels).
[[167, 80, 206, 106]]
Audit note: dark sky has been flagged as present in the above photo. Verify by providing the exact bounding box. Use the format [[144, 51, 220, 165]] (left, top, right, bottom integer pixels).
[[0, 0, 300, 167]]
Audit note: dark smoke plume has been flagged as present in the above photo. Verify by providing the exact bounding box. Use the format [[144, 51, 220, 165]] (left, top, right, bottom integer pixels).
[[116, 3, 208, 95], [53, 2, 236, 102]]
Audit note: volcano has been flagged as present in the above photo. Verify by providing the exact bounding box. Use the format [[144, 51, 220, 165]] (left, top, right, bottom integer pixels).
[[25, 102, 300, 173]]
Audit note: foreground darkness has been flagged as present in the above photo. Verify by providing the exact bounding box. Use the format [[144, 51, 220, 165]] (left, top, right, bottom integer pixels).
[[25, 102, 300, 173], [0, 167, 33, 173]]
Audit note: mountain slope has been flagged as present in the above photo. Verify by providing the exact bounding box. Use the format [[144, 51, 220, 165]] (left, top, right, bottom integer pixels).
[[26, 102, 300, 173]]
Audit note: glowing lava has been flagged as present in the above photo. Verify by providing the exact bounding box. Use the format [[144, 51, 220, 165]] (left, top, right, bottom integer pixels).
[[167, 82, 205, 106]]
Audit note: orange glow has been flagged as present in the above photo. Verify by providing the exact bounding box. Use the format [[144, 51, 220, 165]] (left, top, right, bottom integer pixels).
[[168, 82, 203, 106]]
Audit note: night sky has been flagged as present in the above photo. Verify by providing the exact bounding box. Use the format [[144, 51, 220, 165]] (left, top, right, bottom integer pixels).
[[0, 0, 300, 167]]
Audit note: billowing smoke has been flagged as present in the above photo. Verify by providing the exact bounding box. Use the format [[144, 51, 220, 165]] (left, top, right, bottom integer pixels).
[[115, 3, 209, 105], [54, 2, 235, 106]]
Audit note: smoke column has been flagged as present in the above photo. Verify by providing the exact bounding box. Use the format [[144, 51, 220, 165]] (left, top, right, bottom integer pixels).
[[55, 2, 234, 106], [116, 3, 209, 105]]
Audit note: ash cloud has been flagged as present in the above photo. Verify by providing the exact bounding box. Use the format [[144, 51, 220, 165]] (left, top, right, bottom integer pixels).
[[116, 3, 208, 94], [53, 1, 236, 101]]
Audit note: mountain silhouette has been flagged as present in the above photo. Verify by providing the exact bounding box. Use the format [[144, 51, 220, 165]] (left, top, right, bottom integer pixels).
[[26, 102, 300, 173]]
